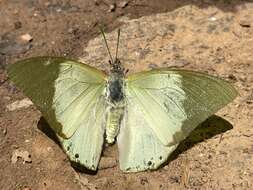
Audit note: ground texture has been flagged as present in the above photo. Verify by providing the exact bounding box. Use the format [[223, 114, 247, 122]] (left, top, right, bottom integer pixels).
[[0, 0, 253, 190]]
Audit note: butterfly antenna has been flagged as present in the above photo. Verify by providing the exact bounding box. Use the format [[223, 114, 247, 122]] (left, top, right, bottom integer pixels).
[[100, 27, 113, 64], [115, 28, 120, 61]]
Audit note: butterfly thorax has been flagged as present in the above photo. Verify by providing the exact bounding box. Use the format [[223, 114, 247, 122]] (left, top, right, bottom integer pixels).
[[107, 58, 125, 104], [105, 59, 125, 144]]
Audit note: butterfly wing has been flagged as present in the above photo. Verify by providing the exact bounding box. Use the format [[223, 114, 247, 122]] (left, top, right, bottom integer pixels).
[[117, 96, 178, 172], [117, 69, 237, 172], [125, 69, 237, 146], [58, 95, 106, 170], [7, 56, 107, 137], [8, 57, 107, 170]]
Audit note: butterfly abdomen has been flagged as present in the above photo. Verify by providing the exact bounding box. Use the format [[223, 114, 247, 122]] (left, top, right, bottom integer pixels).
[[106, 106, 124, 144], [105, 72, 125, 144]]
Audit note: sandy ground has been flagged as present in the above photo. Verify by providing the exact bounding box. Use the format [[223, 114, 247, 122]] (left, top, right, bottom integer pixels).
[[0, 0, 253, 190]]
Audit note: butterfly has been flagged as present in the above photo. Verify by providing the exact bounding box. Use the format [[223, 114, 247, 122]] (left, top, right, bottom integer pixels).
[[7, 29, 237, 172]]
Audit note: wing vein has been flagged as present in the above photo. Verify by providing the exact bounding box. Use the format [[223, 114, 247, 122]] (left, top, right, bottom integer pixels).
[[56, 77, 103, 85], [53, 80, 83, 103], [56, 85, 96, 115], [143, 88, 187, 118]]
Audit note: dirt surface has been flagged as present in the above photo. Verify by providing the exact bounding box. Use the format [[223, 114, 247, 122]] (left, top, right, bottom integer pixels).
[[1, 0, 253, 190]]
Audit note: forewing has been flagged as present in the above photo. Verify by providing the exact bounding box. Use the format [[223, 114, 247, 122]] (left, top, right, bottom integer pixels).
[[7, 56, 107, 138], [58, 96, 106, 170], [117, 96, 178, 172], [126, 69, 237, 146]]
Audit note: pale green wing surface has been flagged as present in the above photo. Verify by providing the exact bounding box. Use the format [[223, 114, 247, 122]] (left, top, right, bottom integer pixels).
[[58, 96, 106, 170], [117, 96, 178, 172], [7, 56, 107, 138], [126, 69, 237, 146]]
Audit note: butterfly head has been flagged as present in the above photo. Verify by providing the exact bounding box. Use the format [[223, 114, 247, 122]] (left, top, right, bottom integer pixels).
[[100, 28, 128, 76], [109, 58, 125, 76]]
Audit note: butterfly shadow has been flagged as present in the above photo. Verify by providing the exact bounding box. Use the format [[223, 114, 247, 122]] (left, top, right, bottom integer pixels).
[[164, 115, 233, 165], [37, 117, 98, 175]]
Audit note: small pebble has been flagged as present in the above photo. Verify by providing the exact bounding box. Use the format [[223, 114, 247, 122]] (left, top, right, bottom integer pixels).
[[6, 98, 33, 111], [239, 20, 251, 28], [3, 128, 7, 135], [108, 4, 116, 12], [119, 1, 128, 8], [11, 149, 32, 164], [209, 17, 217, 21], [20, 34, 33, 42], [67, 28, 74, 34]]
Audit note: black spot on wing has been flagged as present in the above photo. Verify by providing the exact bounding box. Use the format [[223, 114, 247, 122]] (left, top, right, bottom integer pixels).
[[147, 161, 152, 166]]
